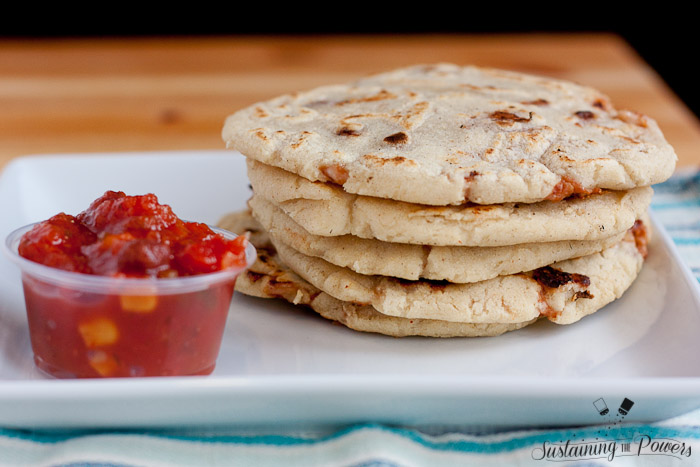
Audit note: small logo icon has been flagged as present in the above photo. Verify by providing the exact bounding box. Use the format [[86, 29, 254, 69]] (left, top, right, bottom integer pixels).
[[534, 398, 693, 462], [618, 397, 635, 416], [593, 398, 609, 415]]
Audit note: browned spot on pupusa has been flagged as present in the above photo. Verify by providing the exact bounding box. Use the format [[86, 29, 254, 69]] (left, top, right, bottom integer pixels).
[[362, 154, 417, 167], [592, 97, 612, 111], [546, 176, 602, 202], [630, 219, 649, 258], [335, 89, 397, 106], [393, 101, 430, 130], [523, 128, 546, 144], [264, 278, 305, 303], [245, 270, 266, 283], [574, 110, 596, 120], [619, 135, 641, 144], [521, 98, 549, 106], [319, 164, 349, 185], [468, 204, 494, 215], [463, 170, 480, 199], [384, 132, 408, 144], [291, 131, 313, 149], [573, 290, 594, 300], [345, 113, 375, 120], [337, 126, 361, 136], [461, 83, 482, 91], [471, 205, 493, 214], [490, 110, 533, 126], [533, 267, 594, 315], [254, 106, 269, 118], [257, 248, 277, 263], [252, 128, 268, 141], [533, 266, 591, 289], [465, 170, 479, 181]]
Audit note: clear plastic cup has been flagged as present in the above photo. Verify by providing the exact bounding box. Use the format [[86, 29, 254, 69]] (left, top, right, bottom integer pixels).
[[3, 223, 256, 379]]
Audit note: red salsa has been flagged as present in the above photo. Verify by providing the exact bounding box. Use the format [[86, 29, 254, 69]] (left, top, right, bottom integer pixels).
[[16, 191, 249, 378], [19, 190, 247, 278]]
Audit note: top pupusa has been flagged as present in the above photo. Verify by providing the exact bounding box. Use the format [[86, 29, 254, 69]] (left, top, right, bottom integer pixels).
[[222, 63, 677, 206]]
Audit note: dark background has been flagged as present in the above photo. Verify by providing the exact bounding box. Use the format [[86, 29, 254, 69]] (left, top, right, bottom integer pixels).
[[2, 10, 695, 119]]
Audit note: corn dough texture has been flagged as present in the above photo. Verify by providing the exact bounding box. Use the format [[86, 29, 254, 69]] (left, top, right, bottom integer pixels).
[[269, 229, 647, 326], [221, 209, 648, 330], [226, 197, 625, 283], [223, 63, 677, 206], [247, 159, 652, 247], [224, 210, 536, 338]]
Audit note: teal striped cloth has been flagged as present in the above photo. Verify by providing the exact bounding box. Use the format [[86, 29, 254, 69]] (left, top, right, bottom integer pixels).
[[649, 168, 700, 282], [1, 416, 700, 466], [2, 172, 700, 467]]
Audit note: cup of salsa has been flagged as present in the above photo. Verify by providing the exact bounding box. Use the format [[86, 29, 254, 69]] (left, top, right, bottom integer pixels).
[[2, 191, 255, 378]]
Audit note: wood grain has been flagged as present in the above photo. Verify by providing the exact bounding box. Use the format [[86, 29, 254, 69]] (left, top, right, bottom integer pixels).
[[1, 33, 698, 171]]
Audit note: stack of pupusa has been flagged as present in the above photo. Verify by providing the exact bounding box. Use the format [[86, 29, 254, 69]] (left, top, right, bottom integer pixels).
[[219, 63, 676, 337]]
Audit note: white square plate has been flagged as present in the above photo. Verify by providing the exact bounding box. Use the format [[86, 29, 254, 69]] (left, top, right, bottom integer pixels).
[[1, 151, 700, 431]]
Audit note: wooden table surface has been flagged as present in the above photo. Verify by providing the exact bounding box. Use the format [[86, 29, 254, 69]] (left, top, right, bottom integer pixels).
[[1, 33, 698, 171]]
